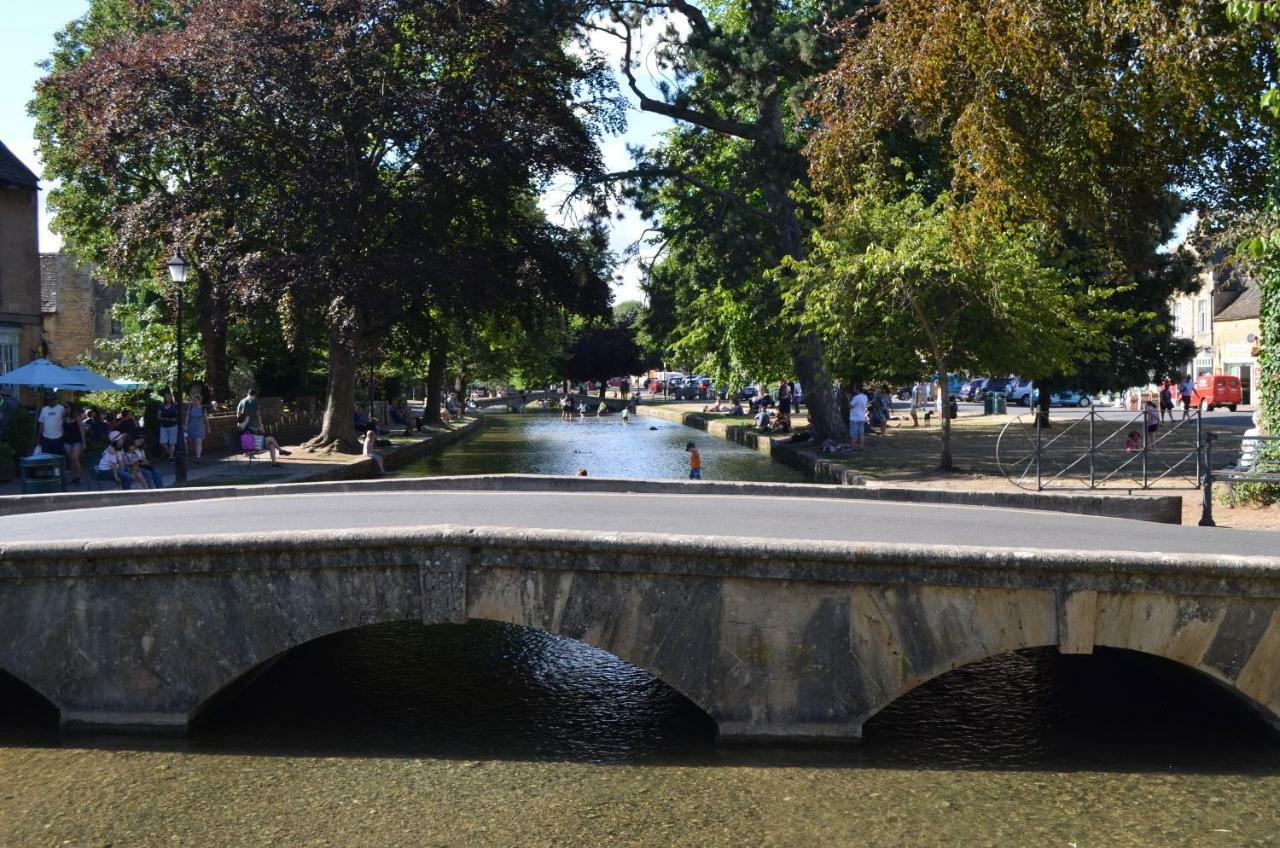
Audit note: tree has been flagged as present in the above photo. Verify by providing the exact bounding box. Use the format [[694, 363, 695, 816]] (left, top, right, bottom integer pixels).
[[564, 324, 646, 399], [1229, 1, 1280, 468], [43, 0, 612, 450], [786, 189, 1091, 469], [588, 0, 877, 440], [808, 0, 1276, 417], [32, 0, 238, 400]]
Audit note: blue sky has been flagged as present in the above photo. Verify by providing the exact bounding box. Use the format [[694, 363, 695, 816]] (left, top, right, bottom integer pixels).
[[1, 3, 664, 302]]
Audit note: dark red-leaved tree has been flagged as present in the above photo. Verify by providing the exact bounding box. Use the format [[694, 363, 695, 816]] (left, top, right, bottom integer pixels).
[[43, 0, 614, 449]]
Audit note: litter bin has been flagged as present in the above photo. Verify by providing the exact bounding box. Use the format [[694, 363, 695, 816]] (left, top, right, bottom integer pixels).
[[19, 453, 66, 494], [983, 391, 995, 415]]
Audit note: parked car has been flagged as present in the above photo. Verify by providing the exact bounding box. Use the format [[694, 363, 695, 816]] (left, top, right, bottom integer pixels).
[[1033, 388, 1093, 407], [1008, 377, 1035, 406], [983, 376, 1014, 396], [739, 385, 761, 401], [1190, 374, 1242, 412], [959, 378, 988, 402], [895, 386, 913, 401]]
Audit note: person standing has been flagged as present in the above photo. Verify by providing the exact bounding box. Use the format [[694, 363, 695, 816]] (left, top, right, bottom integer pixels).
[[237, 387, 264, 434], [1179, 374, 1195, 419], [157, 390, 180, 460], [910, 381, 929, 427], [35, 393, 66, 456], [1159, 381, 1174, 423], [62, 402, 86, 485], [686, 441, 702, 479], [848, 384, 868, 450], [186, 393, 206, 463]]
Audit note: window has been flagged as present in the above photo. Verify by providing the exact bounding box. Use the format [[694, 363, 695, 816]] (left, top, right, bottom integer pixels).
[[1197, 299, 1208, 334], [0, 326, 19, 392], [1173, 305, 1186, 337]]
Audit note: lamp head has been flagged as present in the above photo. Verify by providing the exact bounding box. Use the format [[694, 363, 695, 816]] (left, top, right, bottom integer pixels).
[[167, 251, 189, 284]]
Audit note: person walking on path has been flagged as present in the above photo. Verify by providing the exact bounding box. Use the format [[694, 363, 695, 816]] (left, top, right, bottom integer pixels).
[[237, 388, 264, 434], [35, 393, 65, 456], [186, 394, 206, 463], [686, 442, 702, 479], [848, 384, 868, 450], [1179, 375, 1195, 419], [158, 390, 180, 460], [1144, 399, 1160, 445]]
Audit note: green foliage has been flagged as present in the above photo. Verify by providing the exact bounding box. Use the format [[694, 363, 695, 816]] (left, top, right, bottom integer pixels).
[[785, 189, 1093, 467], [1228, 2, 1280, 503], [87, 299, 202, 392], [0, 408, 36, 456]]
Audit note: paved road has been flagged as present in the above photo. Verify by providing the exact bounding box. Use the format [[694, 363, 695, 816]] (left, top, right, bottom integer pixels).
[[2, 491, 1276, 558]]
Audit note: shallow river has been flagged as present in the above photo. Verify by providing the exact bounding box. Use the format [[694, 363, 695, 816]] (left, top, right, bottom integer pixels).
[[1, 413, 1277, 846]]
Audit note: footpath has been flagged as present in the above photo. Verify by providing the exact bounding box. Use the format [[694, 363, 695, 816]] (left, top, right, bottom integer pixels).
[[0, 415, 484, 498]]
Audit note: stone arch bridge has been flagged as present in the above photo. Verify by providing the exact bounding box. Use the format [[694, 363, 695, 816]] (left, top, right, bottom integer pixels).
[[2, 527, 1280, 740]]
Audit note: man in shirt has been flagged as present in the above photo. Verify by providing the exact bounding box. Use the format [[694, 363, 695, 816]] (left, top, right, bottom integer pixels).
[[35, 393, 66, 456], [237, 388, 263, 434], [1179, 375, 1195, 419], [848, 384, 868, 450]]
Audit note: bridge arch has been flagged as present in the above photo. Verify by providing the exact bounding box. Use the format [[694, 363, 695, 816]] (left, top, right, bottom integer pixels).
[[0, 666, 60, 724], [187, 617, 716, 738]]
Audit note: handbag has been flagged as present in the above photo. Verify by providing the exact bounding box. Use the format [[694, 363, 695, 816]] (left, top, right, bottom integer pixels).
[[240, 432, 257, 452]]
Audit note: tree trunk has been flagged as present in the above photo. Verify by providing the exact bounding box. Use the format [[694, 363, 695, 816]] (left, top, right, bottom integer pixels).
[[937, 364, 953, 471], [1036, 380, 1052, 429], [304, 321, 359, 452], [195, 277, 231, 403], [424, 335, 447, 426]]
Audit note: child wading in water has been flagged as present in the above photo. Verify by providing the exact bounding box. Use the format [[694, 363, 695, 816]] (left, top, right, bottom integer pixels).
[[686, 441, 702, 479]]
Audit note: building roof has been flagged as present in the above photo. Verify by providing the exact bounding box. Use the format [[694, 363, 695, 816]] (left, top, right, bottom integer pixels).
[[0, 140, 39, 188], [1214, 283, 1261, 323]]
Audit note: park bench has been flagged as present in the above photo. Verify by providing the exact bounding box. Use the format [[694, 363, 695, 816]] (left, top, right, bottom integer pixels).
[[224, 431, 268, 465], [1198, 432, 1280, 525]]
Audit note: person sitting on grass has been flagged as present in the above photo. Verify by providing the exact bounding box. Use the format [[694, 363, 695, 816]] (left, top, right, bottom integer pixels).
[[363, 428, 386, 476]]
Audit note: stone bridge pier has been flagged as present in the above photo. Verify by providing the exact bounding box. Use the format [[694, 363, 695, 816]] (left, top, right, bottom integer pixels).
[[2, 528, 1280, 739]]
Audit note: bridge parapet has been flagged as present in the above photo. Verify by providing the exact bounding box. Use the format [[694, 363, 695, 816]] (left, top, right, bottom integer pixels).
[[3, 528, 1279, 739]]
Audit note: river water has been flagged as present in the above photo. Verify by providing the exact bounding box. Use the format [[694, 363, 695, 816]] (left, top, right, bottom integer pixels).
[[1, 412, 1278, 846]]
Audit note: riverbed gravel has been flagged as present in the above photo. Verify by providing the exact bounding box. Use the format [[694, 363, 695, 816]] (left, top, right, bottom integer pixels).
[[2, 747, 1277, 847]]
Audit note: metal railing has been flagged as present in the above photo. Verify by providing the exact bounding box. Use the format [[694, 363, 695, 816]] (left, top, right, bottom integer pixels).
[[996, 408, 1203, 491], [1198, 432, 1280, 526]]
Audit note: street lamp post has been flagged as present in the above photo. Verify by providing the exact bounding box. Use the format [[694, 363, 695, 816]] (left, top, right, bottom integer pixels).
[[167, 251, 189, 484]]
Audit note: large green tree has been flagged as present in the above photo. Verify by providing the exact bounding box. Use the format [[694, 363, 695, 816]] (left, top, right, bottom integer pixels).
[[590, 0, 876, 440], [807, 0, 1275, 411], [786, 188, 1093, 468], [1230, 1, 1280, 450]]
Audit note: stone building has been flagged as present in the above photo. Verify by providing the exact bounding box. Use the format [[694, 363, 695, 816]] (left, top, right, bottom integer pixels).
[[1212, 283, 1262, 405], [0, 140, 42, 387], [40, 252, 123, 365]]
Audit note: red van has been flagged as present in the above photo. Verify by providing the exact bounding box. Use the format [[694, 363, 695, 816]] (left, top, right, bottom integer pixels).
[[1191, 374, 1242, 412]]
